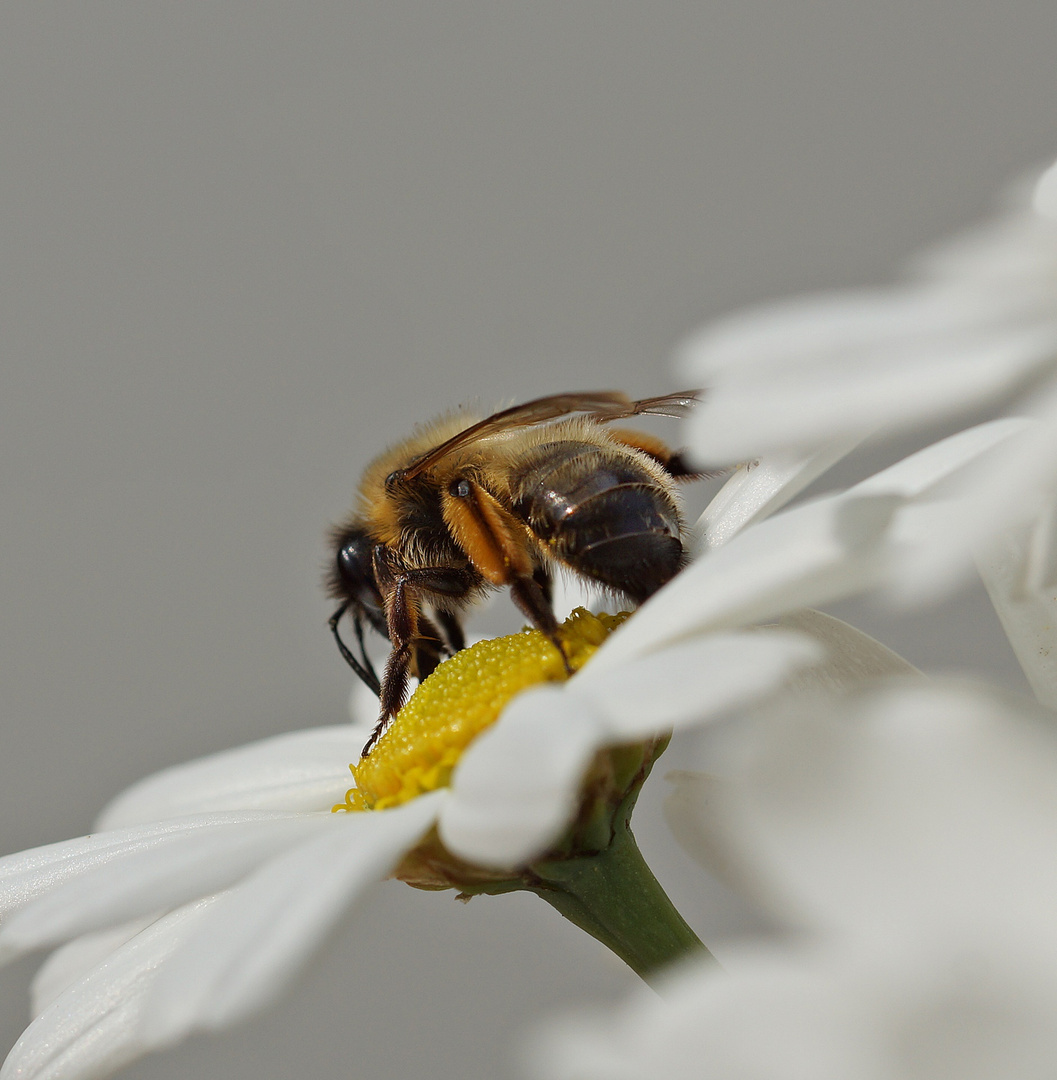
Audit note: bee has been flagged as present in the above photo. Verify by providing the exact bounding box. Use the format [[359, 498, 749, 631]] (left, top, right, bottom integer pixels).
[[327, 390, 702, 755]]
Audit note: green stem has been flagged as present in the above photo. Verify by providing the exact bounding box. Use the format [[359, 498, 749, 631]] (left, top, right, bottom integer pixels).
[[527, 820, 713, 983]]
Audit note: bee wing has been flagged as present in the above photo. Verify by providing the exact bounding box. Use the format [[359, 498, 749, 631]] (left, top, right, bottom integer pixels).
[[592, 390, 701, 421], [399, 390, 701, 481], [396, 391, 620, 480]]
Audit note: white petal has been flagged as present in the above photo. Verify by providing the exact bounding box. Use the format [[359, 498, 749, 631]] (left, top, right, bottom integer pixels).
[[696, 437, 863, 550], [1, 899, 219, 1080], [725, 682, 1057, 942], [31, 918, 159, 1016], [0, 814, 337, 962], [678, 288, 998, 378], [849, 418, 1030, 498], [890, 403, 1057, 600], [533, 946, 866, 1080], [0, 812, 297, 928], [138, 794, 440, 1042], [914, 196, 1057, 286], [683, 328, 1055, 461], [977, 521, 1057, 710], [662, 612, 919, 894], [1033, 157, 1057, 221], [439, 687, 603, 870], [97, 726, 365, 829], [661, 772, 772, 906], [533, 938, 1057, 1080], [570, 630, 822, 740], [1020, 499, 1057, 594], [770, 609, 920, 689], [587, 492, 899, 672]]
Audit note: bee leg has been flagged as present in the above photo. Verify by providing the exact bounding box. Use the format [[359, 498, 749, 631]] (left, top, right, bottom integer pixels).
[[532, 564, 553, 609], [664, 451, 732, 482], [365, 655, 412, 756], [434, 608, 466, 653], [364, 565, 419, 755], [509, 574, 572, 677], [413, 613, 447, 681], [352, 609, 381, 691], [398, 566, 476, 654], [329, 601, 382, 697]]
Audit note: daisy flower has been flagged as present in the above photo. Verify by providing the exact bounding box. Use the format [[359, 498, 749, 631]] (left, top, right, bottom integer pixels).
[[0, 421, 1016, 1080], [534, 679, 1057, 1080]]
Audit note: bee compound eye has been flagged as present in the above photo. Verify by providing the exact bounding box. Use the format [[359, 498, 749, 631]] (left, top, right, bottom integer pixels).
[[450, 478, 471, 498], [337, 535, 372, 588]]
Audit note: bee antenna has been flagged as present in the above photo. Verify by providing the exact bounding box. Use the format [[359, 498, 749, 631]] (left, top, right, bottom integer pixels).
[[328, 602, 382, 697]]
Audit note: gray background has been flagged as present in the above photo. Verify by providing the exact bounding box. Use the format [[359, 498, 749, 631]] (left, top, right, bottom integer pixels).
[[1, 4, 1055, 1078]]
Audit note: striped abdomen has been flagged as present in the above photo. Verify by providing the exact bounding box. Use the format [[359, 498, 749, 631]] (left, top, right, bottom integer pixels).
[[511, 440, 684, 602]]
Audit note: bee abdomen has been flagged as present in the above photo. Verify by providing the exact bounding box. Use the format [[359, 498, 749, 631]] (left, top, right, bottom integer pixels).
[[554, 485, 683, 602], [514, 444, 684, 602]]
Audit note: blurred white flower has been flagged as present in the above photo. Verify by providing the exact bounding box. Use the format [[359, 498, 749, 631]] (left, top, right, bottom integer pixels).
[[535, 681, 1057, 1080], [681, 163, 1057, 462], [0, 422, 1015, 1080], [681, 159, 1057, 606]]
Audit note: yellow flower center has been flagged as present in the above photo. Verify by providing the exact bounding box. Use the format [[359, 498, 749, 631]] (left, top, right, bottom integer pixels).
[[335, 607, 627, 812]]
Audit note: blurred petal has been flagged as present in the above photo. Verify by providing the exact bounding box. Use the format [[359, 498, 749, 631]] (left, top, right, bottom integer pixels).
[[439, 688, 603, 870], [848, 418, 1029, 498], [138, 794, 440, 1042], [769, 609, 919, 689], [0, 812, 296, 929], [684, 327, 1053, 461], [891, 398, 1057, 600], [97, 726, 365, 829], [663, 611, 918, 893], [662, 771, 770, 908], [1033, 157, 1057, 221], [31, 918, 158, 1016], [679, 288, 998, 378], [571, 630, 822, 739], [914, 195, 1057, 287], [533, 938, 1057, 1080], [533, 947, 865, 1080], [723, 682, 1057, 943], [696, 437, 863, 550], [0, 814, 336, 962], [1020, 499, 1057, 594], [977, 520, 1057, 710], [1, 900, 219, 1080]]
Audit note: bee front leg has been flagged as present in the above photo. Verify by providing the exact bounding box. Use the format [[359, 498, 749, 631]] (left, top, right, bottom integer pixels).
[[363, 573, 418, 755]]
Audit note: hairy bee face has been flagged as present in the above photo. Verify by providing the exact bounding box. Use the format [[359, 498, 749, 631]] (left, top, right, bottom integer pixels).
[[326, 390, 701, 755]]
